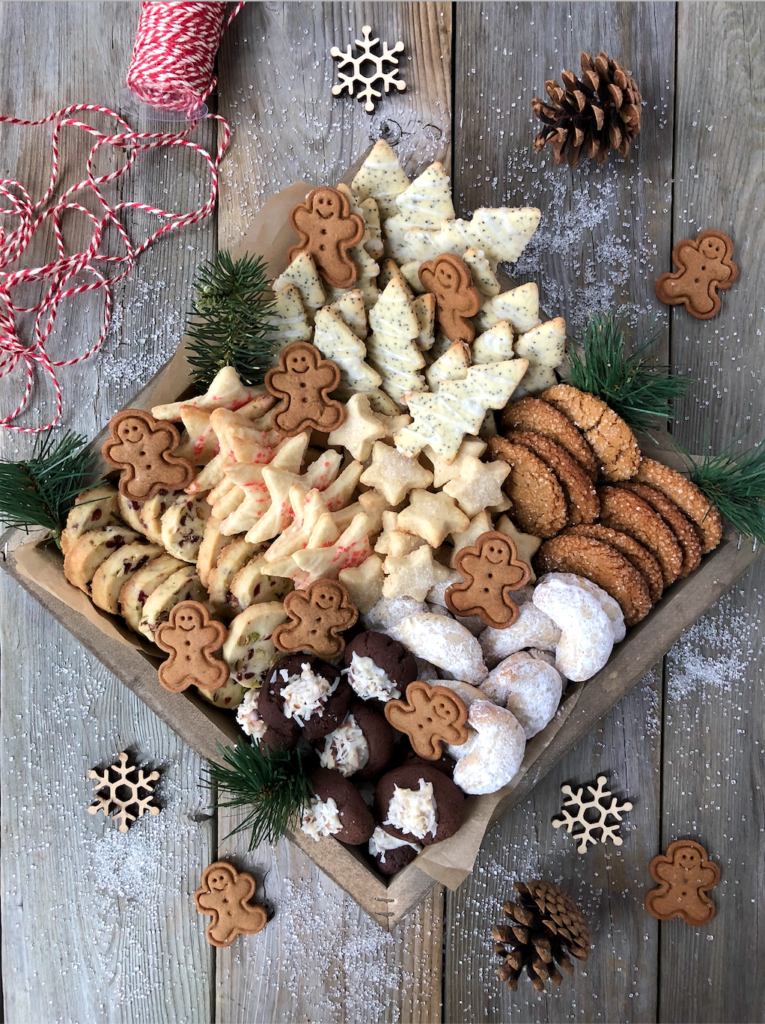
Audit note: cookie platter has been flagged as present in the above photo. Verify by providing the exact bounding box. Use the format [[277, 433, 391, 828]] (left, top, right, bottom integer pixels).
[[1, 145, 759, 930]]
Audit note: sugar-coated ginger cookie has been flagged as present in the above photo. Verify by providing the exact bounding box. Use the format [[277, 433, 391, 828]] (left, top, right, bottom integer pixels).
[[505, 429, 599, 525], [618, 482, 701, 578], [565, 524, 664, 603], [155, 600, 228, 693], [655, 230, 738, 320], [265, 342, 345, 437], [500, 397, 598, 481], [102, 409, 195, 500], [288, 186, 365, 290], [597, 485, 683, 587], [194, 862, 267, 947], [635, 457, 722, 554], [540, 383, 640, 482], [645, 839, 720, 926], [487, 436, 567, 538]]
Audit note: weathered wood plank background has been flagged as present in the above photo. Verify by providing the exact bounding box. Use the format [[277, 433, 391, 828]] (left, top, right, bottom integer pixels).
[[1, 3, 763, 1022]]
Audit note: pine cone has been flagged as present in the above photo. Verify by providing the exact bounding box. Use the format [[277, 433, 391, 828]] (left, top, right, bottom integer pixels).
[[493, 880, 591, 994], [532, 51, 642, 168]]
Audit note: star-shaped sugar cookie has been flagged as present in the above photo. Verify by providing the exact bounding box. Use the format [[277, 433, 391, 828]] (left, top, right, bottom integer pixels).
[[328, 393, 387, 462], [358, 489, 395, 534], [396, 489, 470, 548], [359, 442, 433, 505], [448, 510, 494, 566], [423, 437, 487, 488], [382, 544, 453, 602], [496, 514, 541, 582], [443, 455, 510, 518], [339, 554, 385, 613], [374, 511, 426, 557]]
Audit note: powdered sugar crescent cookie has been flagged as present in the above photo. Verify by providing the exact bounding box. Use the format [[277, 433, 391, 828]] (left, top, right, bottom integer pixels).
[[228, 554, 293, 616], [446, 699, 526, 795], [117, 493, 149, 538], [532, 573, 614, 681], [487, 437, 567, 538], [541, 383, 640, 481], [478, 601, 562, 668], [160, 493, 211, 563], [118, 553, 186, 632], [598, 485, 683, 587], [619, 482, 701, 578], [480, 651, 563, 739], [506, 429, 599, 525], [386, 612, 488, 686], [208, 538, 264, 615], [138, 489, 183, 544], [536, 535, 651, 627], [222, 601, 289, 688], [565, 523, 664, 603], [635, 457, 722, 554], [91, 540, 164, 614], [138, 566, 207, 639], [61, 485, 121, 555], [63, 525, 141, 594], [500, 397, 598, 481]]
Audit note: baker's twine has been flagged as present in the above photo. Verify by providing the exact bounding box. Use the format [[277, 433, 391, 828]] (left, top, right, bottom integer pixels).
[[0, 1, 243, 432]]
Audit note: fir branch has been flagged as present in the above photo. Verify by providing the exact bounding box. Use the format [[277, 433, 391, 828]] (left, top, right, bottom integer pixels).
[[0, 431, 99, 547], [565, 313, 693, 433], [186, 251, 277, 390], [687, 441, 765, 544], [205, 740, 314, 850]]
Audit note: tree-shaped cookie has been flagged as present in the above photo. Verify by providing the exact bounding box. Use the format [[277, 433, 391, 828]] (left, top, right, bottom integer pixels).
[[194, 861, 267, 947], [273, 578, 358, 658], [102, 409, 195, 500], [655, 230, 738, 320], [264, 342, 345, 436], [419, 253, 482, 344], [645, 839, 721, 926], [155, 600, 228, 693], [384, 681, 469, 760], [445, 530, 532, 629], [288, 186, 365, 290]]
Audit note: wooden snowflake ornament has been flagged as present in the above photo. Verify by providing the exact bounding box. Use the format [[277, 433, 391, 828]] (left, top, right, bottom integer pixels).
[[87, 751, 160, 833], [331, 26, 406, 113], [552, 775, 633, 853]]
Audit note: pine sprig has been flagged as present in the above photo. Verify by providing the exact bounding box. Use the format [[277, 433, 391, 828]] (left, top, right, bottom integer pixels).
[[687, 442, 765, 544], [0, 431, 99, 547], [186, 251, 277, 389], [565, 313, 693, 432], [205, 740, 314, 850]]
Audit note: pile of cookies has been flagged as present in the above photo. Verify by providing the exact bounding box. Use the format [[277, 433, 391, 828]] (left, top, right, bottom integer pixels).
[[56, 139, 723, 875]]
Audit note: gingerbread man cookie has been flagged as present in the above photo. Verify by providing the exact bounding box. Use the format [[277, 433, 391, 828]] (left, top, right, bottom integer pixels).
[[288, 186, 365, 289], [418, 253, 482, 344], [265, 342, 345, 436], [384, 681, 469, 760], [655, 230, 738, 320], [445, 530, 532, 629], [273, 578, 358, 659], [194, 861, 267, 947], [645, 839, 720, 926], [155, 600, 228, 693], [102, 409, 195, 500]]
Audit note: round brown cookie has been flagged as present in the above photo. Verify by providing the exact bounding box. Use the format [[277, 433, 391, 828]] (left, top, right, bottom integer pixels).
[[566, 523, 664, 603], [500, 396, 599, 481], [618, 482, 701, 578], [506, 429, 599, 525], [375, 764, 465, 846], [635, 457, 723, 554], [260, 655, 352, 742], [597, 485, 683, 587], [308, 767, 375, 846], [535, 534, 652, 626], [372, 839, 419, 876], [487, 436, 568, 539], [343, 631, 418, 704], [540, 383, 641, 481]]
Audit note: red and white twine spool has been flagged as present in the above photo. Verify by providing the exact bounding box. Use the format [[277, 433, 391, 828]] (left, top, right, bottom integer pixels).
[[0, 1, 243, 432]]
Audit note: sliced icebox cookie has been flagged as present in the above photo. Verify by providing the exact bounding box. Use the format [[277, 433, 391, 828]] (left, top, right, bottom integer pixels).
[[222, 601, 289, 688], [63, 525, 141, 594], [91, 540, 164, 614], [196, 679, 247, 710], [139, 488, 183, 544], [138, 566, 207, 639], [160, 493, 212, 563], [117, 492, 149, 537], [229, 554, 294, 616], [119, 554, 186, 633], [61, 484, 121, 555], [208, 537, 264, 615], [196, 516, 229, 589]]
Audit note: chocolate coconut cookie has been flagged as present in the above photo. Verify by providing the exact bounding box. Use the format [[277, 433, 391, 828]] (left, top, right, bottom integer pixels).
[[301, 767, 375, 846], [317, 699, 395, 780], [374, 763, 464, 847], [368, 826, 422, 876], [343, 631, 418, 705], [260, 654, 352, 742]]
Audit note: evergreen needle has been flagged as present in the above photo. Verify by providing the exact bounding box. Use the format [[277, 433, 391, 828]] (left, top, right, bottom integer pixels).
[[565, 313, 693, 432], [688, 442, 765, 544], [0, 431, 99, 547], [186, 251, 277, 389], [205, 740, 314, 850]]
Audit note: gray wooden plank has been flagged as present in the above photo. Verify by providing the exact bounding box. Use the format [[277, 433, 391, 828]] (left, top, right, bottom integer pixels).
[[661, 4, 765, 1022], [447, 3, 677, 1020], [0, 3, 216, 1020], [212, 3, 451, 1020]]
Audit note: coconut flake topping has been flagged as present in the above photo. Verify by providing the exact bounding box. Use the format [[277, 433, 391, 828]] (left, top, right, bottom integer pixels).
[[345, 652, 401, 702], [236, 688, 268, 740], [280, 662, 338, 726], [319, 714, 370, 776], [384, 778, 437, 840], [368, 826, 422, 864], [301, 795, 343, 842]]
